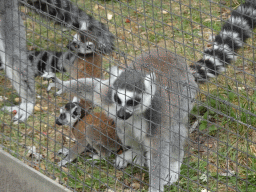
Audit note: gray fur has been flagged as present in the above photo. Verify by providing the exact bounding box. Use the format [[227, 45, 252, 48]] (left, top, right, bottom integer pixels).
[[45, 49, 198, 191], [0, 0, 35, 122], [113, 70, 145, 93]]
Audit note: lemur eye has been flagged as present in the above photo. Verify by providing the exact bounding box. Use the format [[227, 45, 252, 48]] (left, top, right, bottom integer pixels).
[[60, 113, 66, 119], [126, 98, 141, 107], [114, 94, 122, 105], [72, 108, 79, 118]]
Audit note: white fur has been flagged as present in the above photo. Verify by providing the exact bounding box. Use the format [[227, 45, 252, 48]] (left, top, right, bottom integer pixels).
[[0, 33, 5, 67], [73, 33, 80, 42], [117, 90, 135, 107], [3, 102, 34, 122], [219, 30, 243, 47], [206, 73, 216, 78], [229, 16, 251, 35], [80, 21, 88, 31], [72, 96, 80, 103]]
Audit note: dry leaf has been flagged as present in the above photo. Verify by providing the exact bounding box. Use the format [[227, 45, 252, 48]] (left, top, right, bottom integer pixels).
[[104, 189, 115, 192], [34, 104, 41, 111], [0, 96, 8, 102], [131, 182, 141, 190], [42, 107, 48, 111], [107, 13, 113, 20], [40, 164, 46, 170], [62, 167, 69, 172], [162, 10, 168, 14], [94, 4, 105, 10], [125, 18, 131, 23]]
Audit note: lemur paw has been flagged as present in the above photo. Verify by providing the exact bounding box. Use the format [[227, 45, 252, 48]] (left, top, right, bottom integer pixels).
[[2, 103, 34, 123], [57, 159, 70, 167], [57, 147, 70, 157], [57, 148, 74, 167], [115, 155, 128, 169], [115, 150, 146, 168], [42, 72, 66, 96], [42, 71, 56, 81]]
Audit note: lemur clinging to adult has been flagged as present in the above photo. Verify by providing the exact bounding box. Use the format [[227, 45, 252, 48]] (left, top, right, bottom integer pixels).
[[45, 1, 256, 191], [55, 97, 122, 167]]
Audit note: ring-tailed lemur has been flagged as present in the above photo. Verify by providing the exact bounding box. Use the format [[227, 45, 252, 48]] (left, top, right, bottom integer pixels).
[[44, 1, 256, 191], [0, 0, 36, 123], [45, 49, 198, 191], [20, 0, 115, 54], [55, 97, 122, 167]]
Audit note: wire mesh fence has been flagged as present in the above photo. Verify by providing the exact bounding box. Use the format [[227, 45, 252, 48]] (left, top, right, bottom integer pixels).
[[0, 0, 256, 191]]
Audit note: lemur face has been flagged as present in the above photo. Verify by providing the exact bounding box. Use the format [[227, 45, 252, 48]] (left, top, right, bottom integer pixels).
[[66, 33, 95, 54], [112, 70, 156, 120], [113, 90, 142, 120], [56, 97, 83, 127]]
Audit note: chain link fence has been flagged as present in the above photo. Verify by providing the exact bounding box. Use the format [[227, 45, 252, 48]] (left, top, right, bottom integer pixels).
[[0, 0, 256, 191]]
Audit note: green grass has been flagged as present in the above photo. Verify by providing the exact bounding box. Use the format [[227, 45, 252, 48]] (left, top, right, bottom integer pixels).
[[1, 0, 256, 191]]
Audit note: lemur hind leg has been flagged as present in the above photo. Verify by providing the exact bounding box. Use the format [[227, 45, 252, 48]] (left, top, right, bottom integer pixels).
[[147, 125, 186, 192], [0, 0, 35, 123], [57, 139, 88, 167]]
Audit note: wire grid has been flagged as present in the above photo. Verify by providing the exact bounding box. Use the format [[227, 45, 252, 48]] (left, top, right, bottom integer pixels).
[[0, 0, 255, 191]]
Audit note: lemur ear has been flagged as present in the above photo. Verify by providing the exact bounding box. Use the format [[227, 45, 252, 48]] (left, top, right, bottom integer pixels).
[[144, 72, 156, 95], [109, 66, 124, 79], [74, 107, 81, 114], [72, 33, 81, 43], [72, 97, 80, 103]]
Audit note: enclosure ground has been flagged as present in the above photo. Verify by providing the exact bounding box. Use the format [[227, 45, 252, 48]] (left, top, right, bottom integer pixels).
[[0, 0, 256, 191]]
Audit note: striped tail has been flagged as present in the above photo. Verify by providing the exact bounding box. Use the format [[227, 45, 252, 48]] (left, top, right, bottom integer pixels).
[[20, 0, 115, 54], [28, 50, 76, 77], [190, 1, 256, 82]]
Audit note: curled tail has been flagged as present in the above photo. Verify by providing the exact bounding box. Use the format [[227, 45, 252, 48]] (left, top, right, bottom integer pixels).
[[190, 1, 256, 82], [20, 0, 115, 54]]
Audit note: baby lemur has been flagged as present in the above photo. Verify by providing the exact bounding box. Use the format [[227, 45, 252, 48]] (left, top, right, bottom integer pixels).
[[56, 97, 122, 167]]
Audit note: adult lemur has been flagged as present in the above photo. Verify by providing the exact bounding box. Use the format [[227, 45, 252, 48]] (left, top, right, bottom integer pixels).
[[0, 0, 36, 122], [0, 0, 114, 122], [45, 1, 256, 191]]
